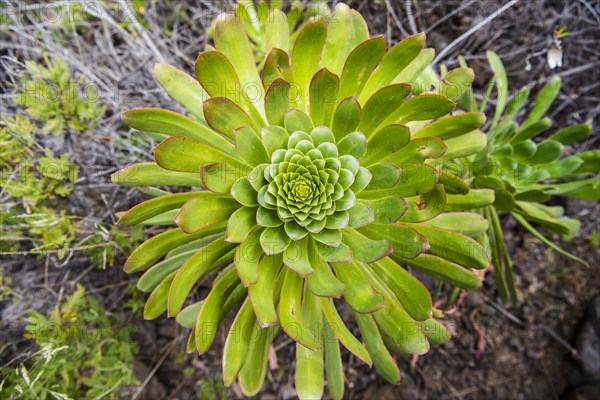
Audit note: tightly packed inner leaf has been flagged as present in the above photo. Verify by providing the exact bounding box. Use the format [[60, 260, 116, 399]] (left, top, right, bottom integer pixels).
[[255, 126, 367, 241], [114, 3, 495, 399]]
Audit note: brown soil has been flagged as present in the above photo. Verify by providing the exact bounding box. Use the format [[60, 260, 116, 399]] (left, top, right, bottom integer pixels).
[[1, 1, 598, 399]]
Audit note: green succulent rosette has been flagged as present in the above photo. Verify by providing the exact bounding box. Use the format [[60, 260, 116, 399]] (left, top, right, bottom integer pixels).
[[425, 52, 599, 304], [114, 4, 494, 398]]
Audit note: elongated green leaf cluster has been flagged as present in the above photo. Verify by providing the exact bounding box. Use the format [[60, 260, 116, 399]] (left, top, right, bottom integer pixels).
[[435, 51, 599, 304], [114, 4, 495, 398]]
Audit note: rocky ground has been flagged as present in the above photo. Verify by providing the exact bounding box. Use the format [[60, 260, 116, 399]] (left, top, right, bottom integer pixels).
[[1, 1, 599, 399]]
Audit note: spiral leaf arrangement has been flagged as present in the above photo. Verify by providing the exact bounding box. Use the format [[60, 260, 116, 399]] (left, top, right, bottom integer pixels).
[[114, 4, 495, 398]]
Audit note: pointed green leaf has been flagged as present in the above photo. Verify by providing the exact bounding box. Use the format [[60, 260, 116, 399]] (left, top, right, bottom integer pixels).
[[284, 221, 309, 241], [412, 112, 486, 140], [547, 122, 592, 145], [324, 317, 345, 400], [359, 223, 429, 260], [225, 206, 257, 243], [112, 162, 204, 187], [262, 48, 293, 89], [315, 242, 352, 263], [401, 254, 482, 290], [154, 63, 207, 121], [408, 224, 491, 269], [195, 51, 259, 119], [365, 163, 401, 190], [260, 227, 291, 254], [522, 76, 561, 129], [154, 136, 240, 173], [195, 267, 242, 353], [357, 84, 411, 137], [332, 261, 385, 313], [438, 170, 470, 195], [200, 162, 241, 193], [223, 298, 256, 386], [213, 13, 265, 119], [431, 131, 487, 165], [420, 318, 452, 345], [144, 271, 176, 320], [512, 213, 589, 267], [338, 36, 387, 100], [284, 108, 315, 133], [264, 9, 290, 53], [291, 17, 327, 110], [204, 97, 258, 139], [384, 137, 447, 166], [295, 290, 324, 400], [342, 228, 392, 263], [360, 196, 407, 224], [541, 156, 583, 178], [122, 108, 236, 156], [360, 33, 425, 102], [264, 78, 291, 126], [278, 268, 321, 350], [359, 164, 439, 199], [420, 212, 489, 238], [322, 3, 360, 75], [574, 150, 600, 174], [248, 253, 283, 327], [510, 117, 552, 143], [347, 203, 374, 228], [389, 94, 456, 125], [354, 313, 400, 384], [238, 325, 278, 396], [138, 249, 196, 293], [167, 237, 236, 316], [372, 299, 429, 355], [234, 126, 270, 166], [256, 206, 283, 227], [364, 262, 430, 354], [535, 177, 599, 200], [125, 225, 225, 273], [399, 185, 446, 223], [261, 125, 289, 156], [306, 240, 346, 298], [528, 140, 563, 164], [439, 67, 474, 102], [486, 51, 508, 128], [283, 237, 314, 276], [331, 96, 362, 141], [445, 189, 495, 211], [362, 124, 410, 166], [337, 131, 367, 159], [234, 228, 263, 286], [230, 176, 259, 207], [371, 257, 432, 321], [176, 301, 204, 329], [391, 48, 435, 85], [309, 68, 340, 127], [320, 297, 371, 365], [118, 192, 210, 226], [175, 197, 240, 234]]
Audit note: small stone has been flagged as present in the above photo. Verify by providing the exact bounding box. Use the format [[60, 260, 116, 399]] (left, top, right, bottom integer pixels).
[[576, 297, 600, 376]]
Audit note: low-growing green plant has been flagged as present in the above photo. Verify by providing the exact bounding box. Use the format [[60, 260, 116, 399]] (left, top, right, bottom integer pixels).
[[1, 112, 80, 256], [2, 87, 135, 265], [114, 4, 496, 398], [0, 284, 138, 399], [13, 56, 105, 136], [432, 52, 599, 304]]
